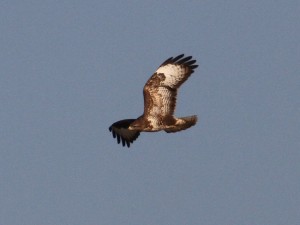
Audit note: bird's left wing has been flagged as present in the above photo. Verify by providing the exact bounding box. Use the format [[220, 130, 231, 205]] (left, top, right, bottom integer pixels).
[[109, 119, 140, 147]]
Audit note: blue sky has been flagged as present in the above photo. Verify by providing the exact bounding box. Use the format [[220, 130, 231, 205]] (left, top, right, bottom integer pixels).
[[1, 1, 299, 224]]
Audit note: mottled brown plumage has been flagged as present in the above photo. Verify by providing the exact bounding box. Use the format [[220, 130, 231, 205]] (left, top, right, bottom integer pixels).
[[109, 54, 198, 147]]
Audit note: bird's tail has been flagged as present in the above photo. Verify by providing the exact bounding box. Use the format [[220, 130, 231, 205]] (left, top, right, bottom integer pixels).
[[164, 115, 198, 133]]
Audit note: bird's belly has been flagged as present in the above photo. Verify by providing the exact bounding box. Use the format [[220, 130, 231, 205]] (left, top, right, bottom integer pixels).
[[143, 116, 165, 132], [143, 127, 163, 132]]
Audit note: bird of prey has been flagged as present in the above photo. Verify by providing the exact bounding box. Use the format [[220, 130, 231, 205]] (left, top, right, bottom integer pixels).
[[109, 54, 198, 147]]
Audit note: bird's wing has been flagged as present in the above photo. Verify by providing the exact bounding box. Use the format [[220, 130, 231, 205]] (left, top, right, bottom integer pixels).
[[109, 119, 140, 147], [143, 54, 198, 117]]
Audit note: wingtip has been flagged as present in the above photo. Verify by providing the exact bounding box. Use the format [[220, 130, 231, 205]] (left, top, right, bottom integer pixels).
[[109, 119, 140, 148]]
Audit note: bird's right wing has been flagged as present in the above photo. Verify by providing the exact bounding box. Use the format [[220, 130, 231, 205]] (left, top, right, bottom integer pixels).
[[143, 54, 198, 117], [109, 119, 140, 147]]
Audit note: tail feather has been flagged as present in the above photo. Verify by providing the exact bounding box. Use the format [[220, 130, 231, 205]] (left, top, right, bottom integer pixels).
[[164, 115, 198, 133]]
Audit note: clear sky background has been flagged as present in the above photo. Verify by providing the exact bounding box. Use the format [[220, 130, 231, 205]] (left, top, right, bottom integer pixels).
[[1, 1, 299, 225]]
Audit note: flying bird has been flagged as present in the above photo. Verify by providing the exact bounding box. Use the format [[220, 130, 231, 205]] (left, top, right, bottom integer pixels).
[[109, 54, 198, 147]]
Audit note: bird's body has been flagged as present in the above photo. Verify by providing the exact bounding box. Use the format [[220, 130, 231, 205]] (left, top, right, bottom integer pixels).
[[109, 54, 198, 147]]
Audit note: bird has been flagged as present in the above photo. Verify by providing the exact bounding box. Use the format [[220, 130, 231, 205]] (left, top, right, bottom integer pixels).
[[109, 54, 198, 147]]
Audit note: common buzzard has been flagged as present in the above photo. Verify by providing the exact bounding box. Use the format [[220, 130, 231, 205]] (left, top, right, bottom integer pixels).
[[109, 54, 198, 147]]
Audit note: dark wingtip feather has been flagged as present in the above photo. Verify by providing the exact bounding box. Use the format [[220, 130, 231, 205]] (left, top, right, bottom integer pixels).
[[161, 56, 173, 65], [121, 138, 126, 147], [109, 119, 140, 148], [161, 54, 185, 66], [190, 65, 198, 69], [185, 59, 196, 66], [172, 54, 185, 62], [161, 54, 198, 70], [177, 56, 192, 64]]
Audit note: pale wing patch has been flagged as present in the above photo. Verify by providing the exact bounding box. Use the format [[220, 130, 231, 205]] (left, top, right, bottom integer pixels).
[[156, 64, 186, 88]]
